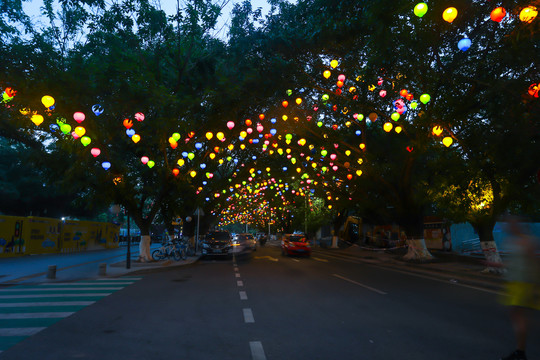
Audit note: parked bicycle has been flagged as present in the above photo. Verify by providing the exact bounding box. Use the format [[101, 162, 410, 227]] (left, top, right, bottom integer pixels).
[[152, 241, 185, 261]]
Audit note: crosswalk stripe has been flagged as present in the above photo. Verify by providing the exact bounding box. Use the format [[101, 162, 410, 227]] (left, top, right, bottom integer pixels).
[[0, 327, 47, 336], [0, 293, 112, 299], [0, 301, 95, 307], [0, 312, 74, 319], [0, 287, 123, 292]]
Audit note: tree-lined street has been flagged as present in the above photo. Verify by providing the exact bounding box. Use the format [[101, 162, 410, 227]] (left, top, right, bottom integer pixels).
[[1, 245, 538, 359]]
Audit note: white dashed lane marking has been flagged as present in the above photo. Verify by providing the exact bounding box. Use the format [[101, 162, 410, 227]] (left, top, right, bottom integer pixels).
[[239, 291, 248, 300], [243, 308, 254, 323], [250, 341, 267, 360], [237, 280, 244, 287], [333, 274, 387, 295]]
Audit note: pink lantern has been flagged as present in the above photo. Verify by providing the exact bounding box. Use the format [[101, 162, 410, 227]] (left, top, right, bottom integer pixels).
[[247, 128, 253, 134], [338, 74, 346, 82], [332, 165, 338, 171], [134, 112, 145, 121], [379, 90, 387, 97], [330, 154, 337, 160], [73, 112, 85, 123], [72, 131, 80, 139], [141, 156, 149, 164], [227, 121, 235, 130], [90, 148, 101, 157], [256, 124, 264, 133]]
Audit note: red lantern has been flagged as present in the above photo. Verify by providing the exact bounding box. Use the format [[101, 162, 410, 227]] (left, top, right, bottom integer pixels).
[[123, 119, 133, 129], [528, 83, 539, 98], [259, 114, 265, 120], [245, 119, 252, 126], [172, 168, 180, 176], [347, 174, 353, 180], [400, 89, 408, 97], [490, 7, 506, 22], [282, 101, 288, 108]]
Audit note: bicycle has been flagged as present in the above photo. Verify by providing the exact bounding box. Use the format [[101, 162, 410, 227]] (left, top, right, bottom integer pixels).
[[152, 241, 183, 261]]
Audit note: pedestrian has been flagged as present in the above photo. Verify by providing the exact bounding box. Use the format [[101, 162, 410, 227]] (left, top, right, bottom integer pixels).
[[500, 217, 540, 360]]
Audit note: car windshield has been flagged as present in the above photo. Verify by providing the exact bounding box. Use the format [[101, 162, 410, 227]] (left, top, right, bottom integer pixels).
[[206, 232, 230, 241], [289, 235, 306, 242]]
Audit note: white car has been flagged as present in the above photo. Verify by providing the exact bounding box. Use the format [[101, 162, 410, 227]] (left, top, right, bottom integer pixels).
[[232, 233, 257, 252]]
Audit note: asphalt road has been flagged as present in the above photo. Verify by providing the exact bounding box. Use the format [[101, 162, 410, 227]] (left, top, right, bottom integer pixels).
[[1, 245, 538, 360]]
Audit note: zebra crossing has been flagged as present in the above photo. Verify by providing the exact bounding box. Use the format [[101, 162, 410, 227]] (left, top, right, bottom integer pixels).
[[0, 277, 141, 354]]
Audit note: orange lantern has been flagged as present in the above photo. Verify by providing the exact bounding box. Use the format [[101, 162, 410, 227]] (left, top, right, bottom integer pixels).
[[520, 6, 537, 23], [490, 7, 506, 22], [282, 101, 288, 108], [443, 7, 458, 23]]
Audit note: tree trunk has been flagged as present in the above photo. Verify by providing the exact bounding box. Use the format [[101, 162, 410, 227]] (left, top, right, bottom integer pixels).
[[137, 223, 152, 262], [403, 237, 434, 262], [473, 219, 505, 274]]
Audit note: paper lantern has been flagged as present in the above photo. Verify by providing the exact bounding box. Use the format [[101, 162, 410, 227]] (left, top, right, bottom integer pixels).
[[172, 168, 180, 176], [295, 98, 302, 105], [323, 70, 331, 79], [126, 129, 135, 137], [458, 38, 471, 51], [379, 90, 387, 97], [419, 94, 431, 104], [92, 104, 104, 116], [134, 112, 145, 121], [172, 133, 181, 141], [383, 122, 393, 132], [443, 7, 458, 23], [410, 101, 418, 109], [528, 83, 539, 98], [177, 159, 185, 166], [41, 95, 55, 108], [432, 126, 443, 136], [490, 7, 506, 22], [91, 148, 101, 157], [216, 132, 225, 141], [60, 124, 71, 134], [282, 101, 288, 108], [132, 134, 141, 143], [190, 170, 197, 178], [330, 60, 339, 68], [73, 112, 85, 123], [391, 112, 400, 121], [123, 119, 133, 129], [520, 6, 538, 23], [31, 114, 44, 126], [442, 137, 453, 147], [356, 170, 363, 176], [74, 126, 86, 137], [399, 89, 408, 97], [102, 162, 111, 170], [414, 3, 428, 17], [359, 143, 366, 150], [206, 132, 213, 140], [80, 136, 91, 147], [187, 153, 195, 160], [147, 160, 155, 168], [368, 112, 378, 122]]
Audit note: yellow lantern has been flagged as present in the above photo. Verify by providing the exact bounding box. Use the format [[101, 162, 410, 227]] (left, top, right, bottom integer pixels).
[[295, 98, 302, 105], [330, 59, 339, 68], [216, 132, 225, 141], [240, 131, 247, 138], [323, 70, 331, 79], [228, 144, 234, 151], [442, 137, 453, 147], [432, 126, 443, 136], [383, 122, 393, 132], [41, 95, 55, 108], [74, 126, 86, 137], [206, 132, 213, 140], [345, 150, 351, 156], [359, 143, 366, 150], [209, 153, 216, 160], [240, 144, 246, 150], [177, 159, 185, 166], [190, 170, 197, 177], [282, 115, 288, 121], [31, 114, 44, 126], [356, 170, 363, 176], [442, 7, 458, 23], [298, 138, 306, 146], [132, 134, 141, 143], [395, 126, 403, 134], [520, 6, 538, 23]]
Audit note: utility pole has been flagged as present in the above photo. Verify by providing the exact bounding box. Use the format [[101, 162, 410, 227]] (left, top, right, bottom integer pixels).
[[126, 210, 131, 269]]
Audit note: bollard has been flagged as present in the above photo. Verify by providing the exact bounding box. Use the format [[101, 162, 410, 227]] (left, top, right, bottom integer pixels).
[[98, 263, 107, 276], [47, 265, 57, 279]]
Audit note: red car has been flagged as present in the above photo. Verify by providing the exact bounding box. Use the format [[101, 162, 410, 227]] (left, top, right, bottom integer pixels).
[[281, 234, 311, 257]]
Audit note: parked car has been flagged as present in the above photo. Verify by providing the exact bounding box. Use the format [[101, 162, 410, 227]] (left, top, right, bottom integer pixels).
[[201, 230, 233, 258], [232, 233, 257, 252], [281, 233, 311, 257]]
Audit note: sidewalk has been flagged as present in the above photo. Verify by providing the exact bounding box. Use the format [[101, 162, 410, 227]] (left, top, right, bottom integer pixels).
[[316, 244, 506, 292]]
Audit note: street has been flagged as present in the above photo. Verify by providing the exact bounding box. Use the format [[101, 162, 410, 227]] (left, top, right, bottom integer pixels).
[[1, 244, 538, 359]]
